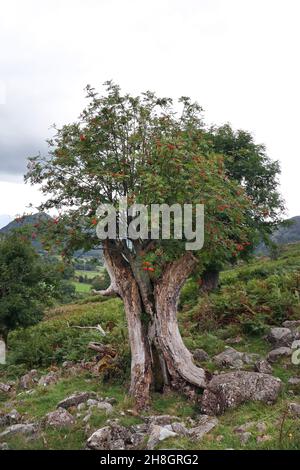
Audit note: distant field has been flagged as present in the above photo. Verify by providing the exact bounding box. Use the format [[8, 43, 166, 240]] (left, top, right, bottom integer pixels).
[[75, 269, 104, 279], [72, 281, 92, 293]]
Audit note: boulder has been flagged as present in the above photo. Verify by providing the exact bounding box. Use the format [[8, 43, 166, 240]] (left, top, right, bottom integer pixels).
[[38, 371, 59, 387], [0, 383, 11, 393], [254, 359, 273, 374], [0, 442, 9, 450], [213, 347, 244, 369], [288, 402, 300, 418], [188, 415, 218, 441], [242, 353, 261, 365], [266, 347, 292, 363], [234, 422, 255, 433], [86, 426, 111, 449], [147, 425, 177, 450], [266, 327, 294, 347], [144, 415, 180, 426], [57, 391, 97, 409], [256, 422, 267, 433], [239, 432, 252, 445], [97, 402, 113, 414], [0, 409, 21, 427], [86, 422, 134, 450], [288, 377, 300, 386], [19, 370, 38, 390], [0, 423, 38, 438], [201, 371, 282, 415], [193, 349, 209, 362], [45, 408, 75, 428], [282, 320, 300, 331]]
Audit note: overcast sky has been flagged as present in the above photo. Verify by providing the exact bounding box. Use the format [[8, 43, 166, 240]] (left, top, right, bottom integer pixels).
[[0, 0, 299, 219]]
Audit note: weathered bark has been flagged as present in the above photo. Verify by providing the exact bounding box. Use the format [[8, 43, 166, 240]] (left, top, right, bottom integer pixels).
[[102, 241, 152, 410], [100, 242, 207, 408], [154, 253, 207, 392]]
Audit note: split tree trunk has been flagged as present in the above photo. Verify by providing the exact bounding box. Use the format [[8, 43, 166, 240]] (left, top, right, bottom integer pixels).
[[101, 241, 152, 410], [98, 241, 207, 410]]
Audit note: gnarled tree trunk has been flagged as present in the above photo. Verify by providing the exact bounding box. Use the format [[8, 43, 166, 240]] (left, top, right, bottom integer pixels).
[[153, 253, 207, 393], [97, 241, 207, 410]]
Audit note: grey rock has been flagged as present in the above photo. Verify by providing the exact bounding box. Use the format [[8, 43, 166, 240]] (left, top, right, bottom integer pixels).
[[288, 377, 300, 386], [213, 347, 244, 369], [103, 396, 117, 405], [242, 353, 261, 365], [77, 403, 86, 411], [234, 422, 255, 433], [86, 399, 99, 407], [267, 327, 294, 347], [254, 359, 273, 374], [0, 423, 38, 438], [267, 347, 292, 363], [86, 426, 111, 449], [147, 425, 177, 450], [0, 383, 11, 393], [38, 371, 59, 387], [86, 423, 134, 450], [97, 402, 113, 414], [193, 348, 209, 362], [19, 370, 38, 390], [57, 391, 96, 409], [288, 402, 300, 417], [256, 422, 267, 433], [0, 442, 9, 450], [239, 432, 252, 445], [110, 438, 125, 450], [62, 360, 75, 368], [45, 408, 75, 428], [282, 320, 300, 331], [170, 422, 190, 436], [0, 409, 21, 427], [83, 413, 91, 423], [201, 371, 282, 415], [144, 415, 180, 426], [188, 415, 218, 441]]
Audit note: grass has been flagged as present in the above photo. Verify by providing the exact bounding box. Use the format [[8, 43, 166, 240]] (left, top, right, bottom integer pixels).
[[72, 281, 92, 293], [1, 242, 300, 449]]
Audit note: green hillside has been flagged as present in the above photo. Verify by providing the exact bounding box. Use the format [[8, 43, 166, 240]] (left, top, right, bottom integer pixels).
[[1, 242, 300, 450]]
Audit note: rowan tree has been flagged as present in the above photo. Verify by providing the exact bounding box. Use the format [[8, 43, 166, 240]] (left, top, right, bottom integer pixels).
[[26, 82, 256, 409]]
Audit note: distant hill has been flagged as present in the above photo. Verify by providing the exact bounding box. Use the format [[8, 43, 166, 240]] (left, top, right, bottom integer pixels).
[[271, 216, 300, 245], [0, 214, 12, 229], [0, 213, 51, 235], [0, 212, 102, 260]]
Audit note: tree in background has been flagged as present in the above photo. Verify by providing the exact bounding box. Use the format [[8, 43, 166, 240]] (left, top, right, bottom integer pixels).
[[0, 232, 73, 343], [26, 82, 274, 409], [199, 124, 285, 291]]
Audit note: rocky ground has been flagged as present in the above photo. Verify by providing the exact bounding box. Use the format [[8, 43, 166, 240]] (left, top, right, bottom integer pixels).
[[1, 320, 300, 450]]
